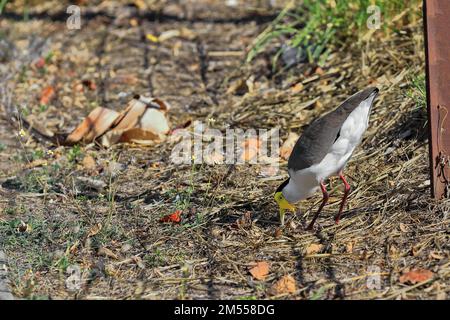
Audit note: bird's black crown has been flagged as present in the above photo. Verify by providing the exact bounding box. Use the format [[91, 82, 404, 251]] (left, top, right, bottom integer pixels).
[[275, 178, 290, 193]]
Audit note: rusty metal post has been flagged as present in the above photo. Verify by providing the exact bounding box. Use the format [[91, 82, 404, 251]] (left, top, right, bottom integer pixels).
[[424, 0, 450, 198]]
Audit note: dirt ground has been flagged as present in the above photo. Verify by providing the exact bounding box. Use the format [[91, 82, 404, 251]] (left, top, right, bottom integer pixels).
[[0, 1, 449, 300]]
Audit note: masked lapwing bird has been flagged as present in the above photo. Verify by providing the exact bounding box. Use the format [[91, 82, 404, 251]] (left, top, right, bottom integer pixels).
[[274, 87, 379, 229]]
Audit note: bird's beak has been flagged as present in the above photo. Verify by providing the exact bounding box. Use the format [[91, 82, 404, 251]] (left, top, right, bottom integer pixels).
[[279, 207, 286, 226], [275, 193, 296, 226]]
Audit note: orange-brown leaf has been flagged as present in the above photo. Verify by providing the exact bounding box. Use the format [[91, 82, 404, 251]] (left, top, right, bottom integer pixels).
[[399, 269, 433, 284], [65, 107, 120, 144], [160, 210, 182, 223], [82, 155, 96, 171], [315, 67, 325, 75], [274, 227, 283, 238], [291, 82, 304, 94], [240, 138, 261, 162], [280, 132, 299, 160], [305, 243, 323, 255], [249, 261, 270, 280], [111, 99, 146, 130], [119, 128, 160, 144], [40, 85, 55, 105], [270, 275, 296, 295]]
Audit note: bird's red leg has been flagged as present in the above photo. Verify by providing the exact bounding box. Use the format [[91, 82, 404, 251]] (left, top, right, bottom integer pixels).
[[306, 182, 329, 230], [335, 172, 351, 224]]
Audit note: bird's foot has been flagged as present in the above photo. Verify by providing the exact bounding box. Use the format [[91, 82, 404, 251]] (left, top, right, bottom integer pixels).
[[305, 222, 315, 231], [334, 212, 344, 224]]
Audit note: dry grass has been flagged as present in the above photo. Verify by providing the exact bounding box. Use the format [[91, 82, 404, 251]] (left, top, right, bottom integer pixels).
[[0, 1, 448, 300]]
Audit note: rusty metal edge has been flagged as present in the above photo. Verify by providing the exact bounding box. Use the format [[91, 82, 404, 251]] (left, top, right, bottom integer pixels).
[[423, 0, 450, 199], [423, 0, 435, 198]]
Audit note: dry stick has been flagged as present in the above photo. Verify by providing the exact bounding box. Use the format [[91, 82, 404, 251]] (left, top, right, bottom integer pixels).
[[224, 255, 248, 284]]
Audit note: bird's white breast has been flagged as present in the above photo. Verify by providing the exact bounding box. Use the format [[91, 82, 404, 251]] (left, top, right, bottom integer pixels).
[[284, 97, 373, 203]]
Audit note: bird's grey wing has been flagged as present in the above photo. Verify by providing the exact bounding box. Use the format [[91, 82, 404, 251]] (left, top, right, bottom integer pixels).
[[288, 87, 379, 172], [339, 87, 378, 114], [331, 86, 378, 140], [288, 113, 344, 171]]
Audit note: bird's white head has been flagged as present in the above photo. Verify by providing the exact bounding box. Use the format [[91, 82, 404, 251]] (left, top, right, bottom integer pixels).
[[274, 179, 296, 226]]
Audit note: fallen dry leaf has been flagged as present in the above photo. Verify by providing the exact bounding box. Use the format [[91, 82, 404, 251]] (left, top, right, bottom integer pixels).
[[34, 57, 45, 69], [40, 85, 55, 105], [274, 227, 283, 238], [270, 275, 296, 295], [101, 97, 170, 147], [240, 138, 261, 162], [82, 155, 96, 171], [28, 95, 171, 147], [69, 240, 80, 255], [66, 107, 120, 144], [111, 98, 148, 129], [315, 67, 325, 75], [136, 105, 170, 134], [160, 210, 182, 223], [399, 268, 433, 284], [118, 128, 160, 145], [291, 82, 304, 94], [87, 223, 102, 238], [129, 18, 138, 27], [24, 159, 48, 169], [98, 247, 119, 259], [74, 83, 84, 92], [305, 243, 323, 255], [345, 242, 354, 254], [280, 132, 299, 160], [249, 261, 270, 281]]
